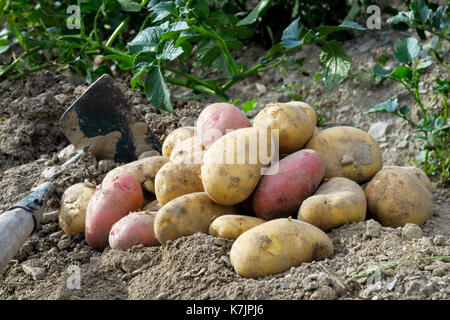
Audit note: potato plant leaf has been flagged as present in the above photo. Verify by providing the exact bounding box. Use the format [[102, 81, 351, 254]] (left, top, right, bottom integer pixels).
[[393, 37, 420, 63], [281, 18, 314, 49], [117, 0, 142, 12], [366, 98, 399, 114], [144, 65, 174, 114], [319, 40, 351, 90], [236, 0, 272, 26], [128, 26, 162, 54]]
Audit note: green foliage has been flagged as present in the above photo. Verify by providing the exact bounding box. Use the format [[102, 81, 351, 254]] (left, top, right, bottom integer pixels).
[[367, 37, 449, 184]]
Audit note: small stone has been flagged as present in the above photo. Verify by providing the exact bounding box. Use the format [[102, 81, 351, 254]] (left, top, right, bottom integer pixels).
[[181, 272, 191, 280], [73, 85, 87, 96], [20, 242, 34, 255], [310, 286, 337, 300], [52, 155, 59, 164], [255, 83, 267, 94], [397, 141, 408, 149], [58, 144, 78, 162], [41, 211, 59, 224], [422, 282, 435, 296], [387, 278, 398, 291], [22, 264, 46, 281], [49, 231, 64, 242], [402, 223, 423, 240], [358, 39, 376, 53], [433, 235, 445, 246], [72, 251, 91, 262], [368, 121, 391, 141], [41, 223, 58, 234], [220, 255, 231, 268], [155, 292, 168, 300], [405, 280, 425, 295], [196, 268, 207, 277], [366, 219, 382, 237], [209, 262, 221, 273], [138, 150, 161, 159], [57, 239, 71, 251]]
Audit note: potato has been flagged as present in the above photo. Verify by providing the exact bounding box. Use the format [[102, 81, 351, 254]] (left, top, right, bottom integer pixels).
[[298, 177, 366, 231], [162, 126, 195, 157], [196, 103, 251, 148], [109, 212, 160, 249], [155, 161, 204, 205], [279, 101, 317, 125], [253, 103, 315, 154], [154, 192, 238, 245], [305, 126, 382, 183], [384, 166, 432, 191], [59, 182, 95, 235], [252, 149, 325, 220], [201, 127, 275, 206], [364, 166, 434, 227], [103, 156, 169, 194], [230, 218, 334, 278], [169, 136, 205, 165], [85, 173, 143, 249], [142, 199, 162, 212], [209, 215, 265, 240]]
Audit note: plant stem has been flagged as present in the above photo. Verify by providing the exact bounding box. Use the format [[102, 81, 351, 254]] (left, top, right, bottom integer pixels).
[[7, 62, 50, 80], [0, 47, 40, 79], [106, 16, 130, 47], [165, 76, 216, 95], [139, 14, 152, 32], [161, 64, 219, 92], [93, 3, 105, 44]]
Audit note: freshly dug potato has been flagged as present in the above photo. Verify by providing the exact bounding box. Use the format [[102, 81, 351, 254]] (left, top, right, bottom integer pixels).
[[170, 136, 205, 165], [279, 101, 317, 125], [230, 218, 334, 278], [252, 149, 325, 220], [209, 215, 265, 240], [201, 127, 275, 206], [155, 161, 204, 205], [85, 173, 143, 249], [253, 103, 315, 154], [384, 166, 432, 191], [109, 211, 160, 249], [364, 167, 434, 227], [59, 182, 96, 235], [162, 126, 195, 157], [196, 103, 251, 148], [142, 199, 162, 211], [298, 177, 366, 231], [154, 192, 238, 245], [305, 126, 382, 183], [103, 156, 169, 194]]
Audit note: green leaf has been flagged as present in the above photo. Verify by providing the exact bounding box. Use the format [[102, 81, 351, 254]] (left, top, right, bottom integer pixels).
[[372, 65, 392, 78], [319, 40, 351, 91], [393, 37, 420, 63], [211, 54, 233, 76], [157, 40, 184, 61], [150, 1, 176, 23], [433, 78, 450, 92], [431, 6, 448, 30], [399, 105, 410, 115], [316, 21, 366, 38], [117, 0, 141, 12], [410, 0, 431, 24], [366, 98, 399, 114], [144, 66, 174, 114], [161, 21, 190, 40], [128, 26, 162, 54], [281, 18, 314, 49], [236, 0, 272, 26], [241, 99, 257, 112], [133, 51, 156, 75], [390, 65, 413, 82], [195, 39, 218, 66], [191, 0, 210, 18]]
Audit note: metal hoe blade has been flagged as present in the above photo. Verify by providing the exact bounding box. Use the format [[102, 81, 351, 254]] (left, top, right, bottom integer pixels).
[[60, 74, 161, 163]]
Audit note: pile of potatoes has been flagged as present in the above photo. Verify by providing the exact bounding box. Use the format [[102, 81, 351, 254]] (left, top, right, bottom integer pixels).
[[58, 101, 435, 279]]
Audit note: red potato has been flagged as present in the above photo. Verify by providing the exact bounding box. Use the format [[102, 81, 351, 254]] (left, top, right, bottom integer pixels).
[[109, 212, 160, 249], [85, 173, 143, 249], [252, 149, 325, 220], [196, 103, 251, 148]]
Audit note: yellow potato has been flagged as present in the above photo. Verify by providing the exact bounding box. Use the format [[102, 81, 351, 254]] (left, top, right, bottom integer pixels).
[[298, 177, 366, 231], [364, 166, 434, 227], [154, 192, 238, 245], [103, 156, 169, 194], [59, 182, 96, 235], [305, 126, 382, 183], [162, 126, 196, 157], [384, 166, 432, 191], [155, 161, 204, 205], [201, 127, 275, 206], [169, 136, 205, 165], [279, 101, 317, 125], [209, 214, 266, 240], [253, 103, 314, 154], [230, 218, 334, 278]]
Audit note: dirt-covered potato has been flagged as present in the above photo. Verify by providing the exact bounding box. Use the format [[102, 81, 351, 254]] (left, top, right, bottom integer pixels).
[[103, 156, 169, 194], [109, 211, 160, 249], [279, 101, 317, 125], [169, 136, 205, 165], [384, 166, 432, 191], [162, 126, 196, 157], [230, 218, 334, 278], [201, 127, 275, 206], [364, 166, 434, 227], [208, 215, 265, 240], [305, 126, 382, 183], [196, 102, 251, 148], [298, 177, 366, 231], [253, 103, 315, 154], [59, 182, 96, 235], [154, 161, 204, 205], [252, 149, 325, 220], [154, 192, 238, 245]]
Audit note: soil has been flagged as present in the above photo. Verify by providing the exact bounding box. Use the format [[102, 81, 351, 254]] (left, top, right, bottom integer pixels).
[[0, 24, 449, 300]]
